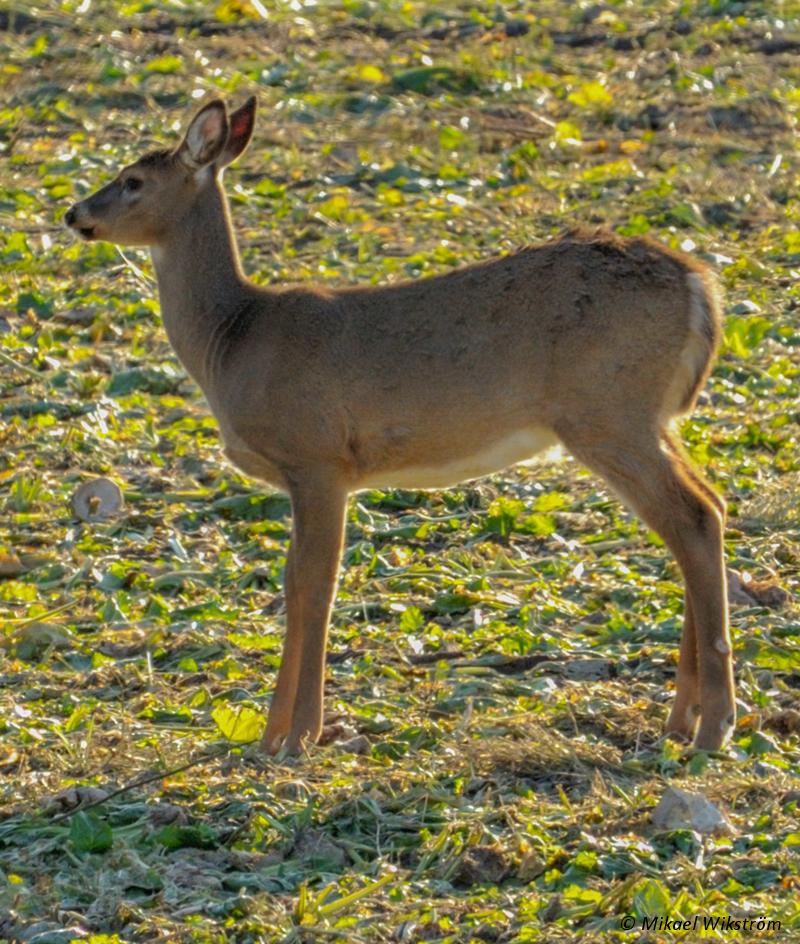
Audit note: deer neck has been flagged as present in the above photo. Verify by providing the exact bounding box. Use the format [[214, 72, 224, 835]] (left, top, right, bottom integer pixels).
[[150, 180, 249, 386]]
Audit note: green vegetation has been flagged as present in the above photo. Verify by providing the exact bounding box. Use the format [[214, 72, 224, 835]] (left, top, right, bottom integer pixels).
[[2, 1, 800, 941]]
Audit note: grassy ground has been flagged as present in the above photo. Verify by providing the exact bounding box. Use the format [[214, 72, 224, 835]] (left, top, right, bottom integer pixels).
[[2, 1, 800, 941]]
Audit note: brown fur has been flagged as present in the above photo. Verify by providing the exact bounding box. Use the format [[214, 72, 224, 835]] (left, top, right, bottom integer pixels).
[[66, 97, 735, 755]]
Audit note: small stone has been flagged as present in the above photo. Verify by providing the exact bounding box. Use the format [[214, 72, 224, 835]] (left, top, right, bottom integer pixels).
[[517, 850, 547, 881], [652, 786, 733, 836], [726, 569, 757, 606], [766, 709, 800, 735], [274, 780, 310, 800], [0, 550, 27, 577], [291, 829, 347, 870], [14, 623, 72, 662], [149, 804, 189, 827], [504, 19, 529, 38], [562, 658, 614, 681], [451, 845, 508, 887], [44, 785, 109, 814], [338, 734, 371, 755], [748, 581, 792, 610]]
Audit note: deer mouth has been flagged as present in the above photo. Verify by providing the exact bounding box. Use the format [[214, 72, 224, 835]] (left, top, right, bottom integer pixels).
[[64, 207, 95, 240]]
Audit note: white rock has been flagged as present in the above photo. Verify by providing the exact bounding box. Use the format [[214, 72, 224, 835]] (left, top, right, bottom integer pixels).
[[652, 786, 733, 836]]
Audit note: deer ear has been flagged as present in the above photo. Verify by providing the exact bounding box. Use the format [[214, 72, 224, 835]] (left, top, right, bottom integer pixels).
[[178, 100, 229, 169], [218, 96, 257, 168]]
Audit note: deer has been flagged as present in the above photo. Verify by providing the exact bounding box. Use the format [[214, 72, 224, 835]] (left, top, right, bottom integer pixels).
[[65, 96, 734, 756]]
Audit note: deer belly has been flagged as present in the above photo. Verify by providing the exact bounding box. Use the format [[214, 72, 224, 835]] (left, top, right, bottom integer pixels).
[[362, 426, 560, 489]]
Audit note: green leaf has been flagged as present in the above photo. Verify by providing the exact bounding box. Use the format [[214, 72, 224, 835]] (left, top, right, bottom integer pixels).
[[64, 703, 91, 733], [318, 194, 348, 220], [632, 878, 671, 915], [253, 178, 285, 197], [740, 731, 781, 756], [722, 316, 770, 358], [106, 366, 183, 397], [3, 231, 31, 261], [146, 56, 183, 74], [69, 810, 113, 853], [486, 497, 525, 537], [16, 290, 53, 317], [563, 884, 603, 903], [518, 514, 557, 536], [617, 214, 651, 236], [29, 35, 48, 58], [784, 232, 800, 253], [533, 492, 568, 513], [399, 606, 424, 633], [170, 601, 240, 621], [392, 66, 478, 94], [574, 850, 598, 871], [153, 824, 217, 850], [439, 125, 465, 149], [373, 738, 409, 760], [138, 706, 193, 724], [687, 751, 710, 776]]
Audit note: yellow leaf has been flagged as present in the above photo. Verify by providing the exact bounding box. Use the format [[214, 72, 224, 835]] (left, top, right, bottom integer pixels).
[[620, 139, 646, 153], [568, 81, 613, 108], [318, 194, 348, 220], [212, 705, 264, 742], [360, 64, 385, 82]]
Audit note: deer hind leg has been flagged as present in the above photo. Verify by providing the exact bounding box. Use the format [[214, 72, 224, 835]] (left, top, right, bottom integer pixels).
[[259, 477, 347, 755], [659, 430, 728, 742], [666, 593, 701, 742], [556, 423, 734, 751]]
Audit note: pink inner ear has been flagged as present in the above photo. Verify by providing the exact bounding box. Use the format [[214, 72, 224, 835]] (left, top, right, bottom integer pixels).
[[201, 109, 224, 141], [230, 109, 250, 139]]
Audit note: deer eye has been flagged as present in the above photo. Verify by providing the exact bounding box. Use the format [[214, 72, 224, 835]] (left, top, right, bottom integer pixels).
[[124, 177, 143, 192]]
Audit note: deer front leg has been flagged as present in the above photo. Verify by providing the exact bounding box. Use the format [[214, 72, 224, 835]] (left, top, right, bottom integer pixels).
[[259, 477, 347, 755], [259, 545, 303, 752]]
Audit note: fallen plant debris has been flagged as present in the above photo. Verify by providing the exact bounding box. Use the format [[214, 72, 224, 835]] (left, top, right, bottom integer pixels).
[[70, 477, 125, 522], [1, 0, 800, 942]]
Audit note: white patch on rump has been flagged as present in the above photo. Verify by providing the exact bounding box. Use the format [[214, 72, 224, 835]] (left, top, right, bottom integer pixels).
[[362, 426, 561, 489], [658, 271, 715, 424]]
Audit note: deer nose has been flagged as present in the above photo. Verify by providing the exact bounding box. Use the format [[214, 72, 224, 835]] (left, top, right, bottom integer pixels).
[[64, 207, 76, 227]]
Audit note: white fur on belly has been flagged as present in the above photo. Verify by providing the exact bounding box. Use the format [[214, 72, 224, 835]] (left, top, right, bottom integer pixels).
[[362, 427, 561, 489]]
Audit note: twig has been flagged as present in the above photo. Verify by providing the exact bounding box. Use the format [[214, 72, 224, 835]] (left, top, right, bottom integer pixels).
[[0, 349, 43, 381], [3, 599, 77, 634], [50, 744, 235, 821], [117, 246, 155, 286]]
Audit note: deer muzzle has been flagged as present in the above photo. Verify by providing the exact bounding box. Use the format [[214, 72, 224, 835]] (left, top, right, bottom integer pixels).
[[65, 203, 98, 240]]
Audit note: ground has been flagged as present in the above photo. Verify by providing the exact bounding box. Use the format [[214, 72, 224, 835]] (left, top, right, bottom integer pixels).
[[1, 1, 800, 942]]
